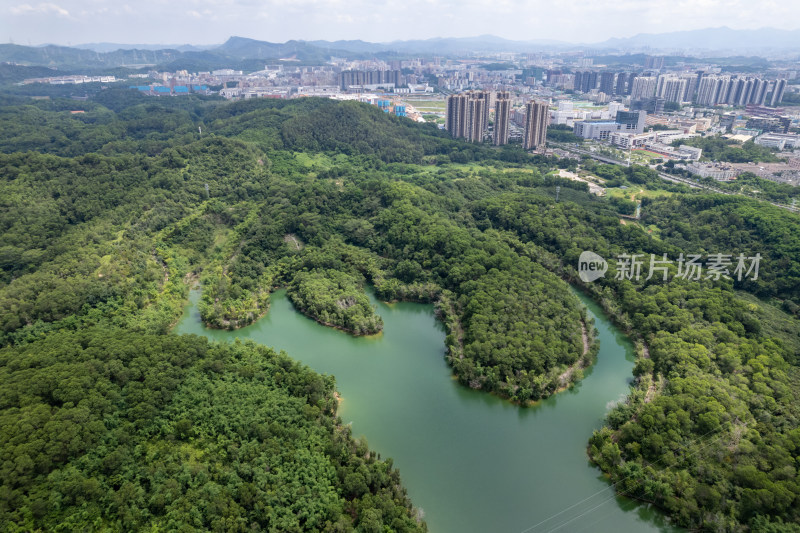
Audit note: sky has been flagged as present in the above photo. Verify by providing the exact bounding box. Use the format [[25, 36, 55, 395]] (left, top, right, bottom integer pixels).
[[1, 0, 799, 46]]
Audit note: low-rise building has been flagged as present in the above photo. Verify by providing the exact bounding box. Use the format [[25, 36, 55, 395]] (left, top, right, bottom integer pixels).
[[746, 116, 791, 134], [611, 132, 655, 149], [574, 121, 619, 141], [677, 145, 703, 160], [574, 110, 647, 140], [755, 133, 800, 151], [686, 162, 740, 181]]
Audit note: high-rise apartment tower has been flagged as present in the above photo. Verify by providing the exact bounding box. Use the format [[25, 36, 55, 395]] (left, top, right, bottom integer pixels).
[[523, 100, 549, 151]]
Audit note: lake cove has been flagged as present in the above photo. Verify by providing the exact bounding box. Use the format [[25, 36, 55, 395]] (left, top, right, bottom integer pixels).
[[175, 287, 680, 533]]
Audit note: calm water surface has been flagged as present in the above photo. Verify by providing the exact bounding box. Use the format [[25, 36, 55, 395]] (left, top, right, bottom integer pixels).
[[175, 288, 679, 533]]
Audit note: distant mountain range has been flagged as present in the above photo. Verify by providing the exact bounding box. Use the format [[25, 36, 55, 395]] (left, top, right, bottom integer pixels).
[[307, 35, 573, 55], [69, 27, 800, 56], [2, 27, 799, 73], [598, 27, 800, 53], [0, 43, 186, 70], [75, 43, 217, 53]]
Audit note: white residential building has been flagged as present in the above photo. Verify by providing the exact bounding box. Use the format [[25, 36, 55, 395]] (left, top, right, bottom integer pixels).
[[755, 133, 800, 151], [686, 163, 739, 180]]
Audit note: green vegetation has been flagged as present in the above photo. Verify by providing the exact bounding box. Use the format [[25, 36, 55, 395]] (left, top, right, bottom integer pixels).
[[663, 101, 681, 112], [583, 160, 681, 190], [703, 171, 800, 204], [481, 62, 515, 71], [547, 123, 584, 144], [477, 191, 800, 530], [0, 330, 423, 531], [404, 99, 445, 113], [608, 195, 638, 215], [781, 92, 800, 106], [642, 195, 800, 313], [676, 135, 783, 163], [660, 163, 800, 205], [0, 40, 342, 72], [0, 97, 435, 531], [1, 90, 799, 532], [288, 269, 383, 335], [0, 64, 61, 84]]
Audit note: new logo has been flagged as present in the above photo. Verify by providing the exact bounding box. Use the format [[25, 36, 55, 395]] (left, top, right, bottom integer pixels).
[[578, 251, 608, 282]]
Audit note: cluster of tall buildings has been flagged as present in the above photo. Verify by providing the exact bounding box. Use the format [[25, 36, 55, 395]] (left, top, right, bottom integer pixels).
[[573, 71, 599, 94], [695, 76, 786, 107], [630, 76, 658, 100], [545, 64, 789, 109], [548, 69, 633, 96], [445, 91, 549, 150], [445, 90, 492, 143], [550, 68, 788, 109], [338, 70, 403, 90], [655, 75, 694, 103], [629, 73, 786, 107], [644, 56, 665, 70]]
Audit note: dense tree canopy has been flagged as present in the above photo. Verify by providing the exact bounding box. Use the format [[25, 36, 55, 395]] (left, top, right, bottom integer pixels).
[[676, 135, 783, 163], [0, 329, 424, 531], [0, 93, 798, 532]]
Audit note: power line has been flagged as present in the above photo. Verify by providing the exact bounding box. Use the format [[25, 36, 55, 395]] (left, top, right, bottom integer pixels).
[[547, 492, 625, 532], [519, 417, 742, 533]]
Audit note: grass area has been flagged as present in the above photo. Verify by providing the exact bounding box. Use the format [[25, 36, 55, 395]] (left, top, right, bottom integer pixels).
[[633, 149, 667, 159], [616, 216, 662, 239], [593, 147, 627, 161], [624, 151, 662, 166], [423, 115, 445, 125], [392, 161, 495, 177], [606, 187, 673, 202], [573, 102, 605, 110], [642, 223, 662, 238], [293, 152, 337, 170], [403, 98, 446, 112]]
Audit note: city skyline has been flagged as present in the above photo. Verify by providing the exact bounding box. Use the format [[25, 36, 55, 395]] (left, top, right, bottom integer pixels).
[[3, 0, 800, 47]]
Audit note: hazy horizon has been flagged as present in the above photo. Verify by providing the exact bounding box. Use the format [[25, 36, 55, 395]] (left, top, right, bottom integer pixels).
[[3, 0, 800, 48], [19, 26, 800, 50]]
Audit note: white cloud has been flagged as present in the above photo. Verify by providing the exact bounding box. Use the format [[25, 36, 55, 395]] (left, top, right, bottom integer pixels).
[[187, 8, 214, 19], [10, 2, 70, 16], [3, 0, 800, 45]]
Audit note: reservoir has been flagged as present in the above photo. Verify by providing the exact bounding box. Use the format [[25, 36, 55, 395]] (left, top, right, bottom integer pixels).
[[175, 288, 678, 533]]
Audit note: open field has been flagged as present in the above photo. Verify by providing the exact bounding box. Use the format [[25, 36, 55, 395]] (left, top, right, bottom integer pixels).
[[633, 149, 667, 159], [403, 98, 446, 113], [606, 186, 674, 202]]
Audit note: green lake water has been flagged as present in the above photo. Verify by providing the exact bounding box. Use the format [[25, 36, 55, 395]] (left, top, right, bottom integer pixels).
[[175, 288, 679, 533]]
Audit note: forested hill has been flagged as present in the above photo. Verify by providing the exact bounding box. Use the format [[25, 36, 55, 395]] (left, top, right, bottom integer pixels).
[[1, 92, 799, 531]]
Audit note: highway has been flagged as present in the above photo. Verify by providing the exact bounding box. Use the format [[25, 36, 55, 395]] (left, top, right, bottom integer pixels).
[[554, 143, 798, 212]]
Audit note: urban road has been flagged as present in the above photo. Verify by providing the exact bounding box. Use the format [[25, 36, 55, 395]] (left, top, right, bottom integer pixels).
[[556, 144, 798, 213]]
